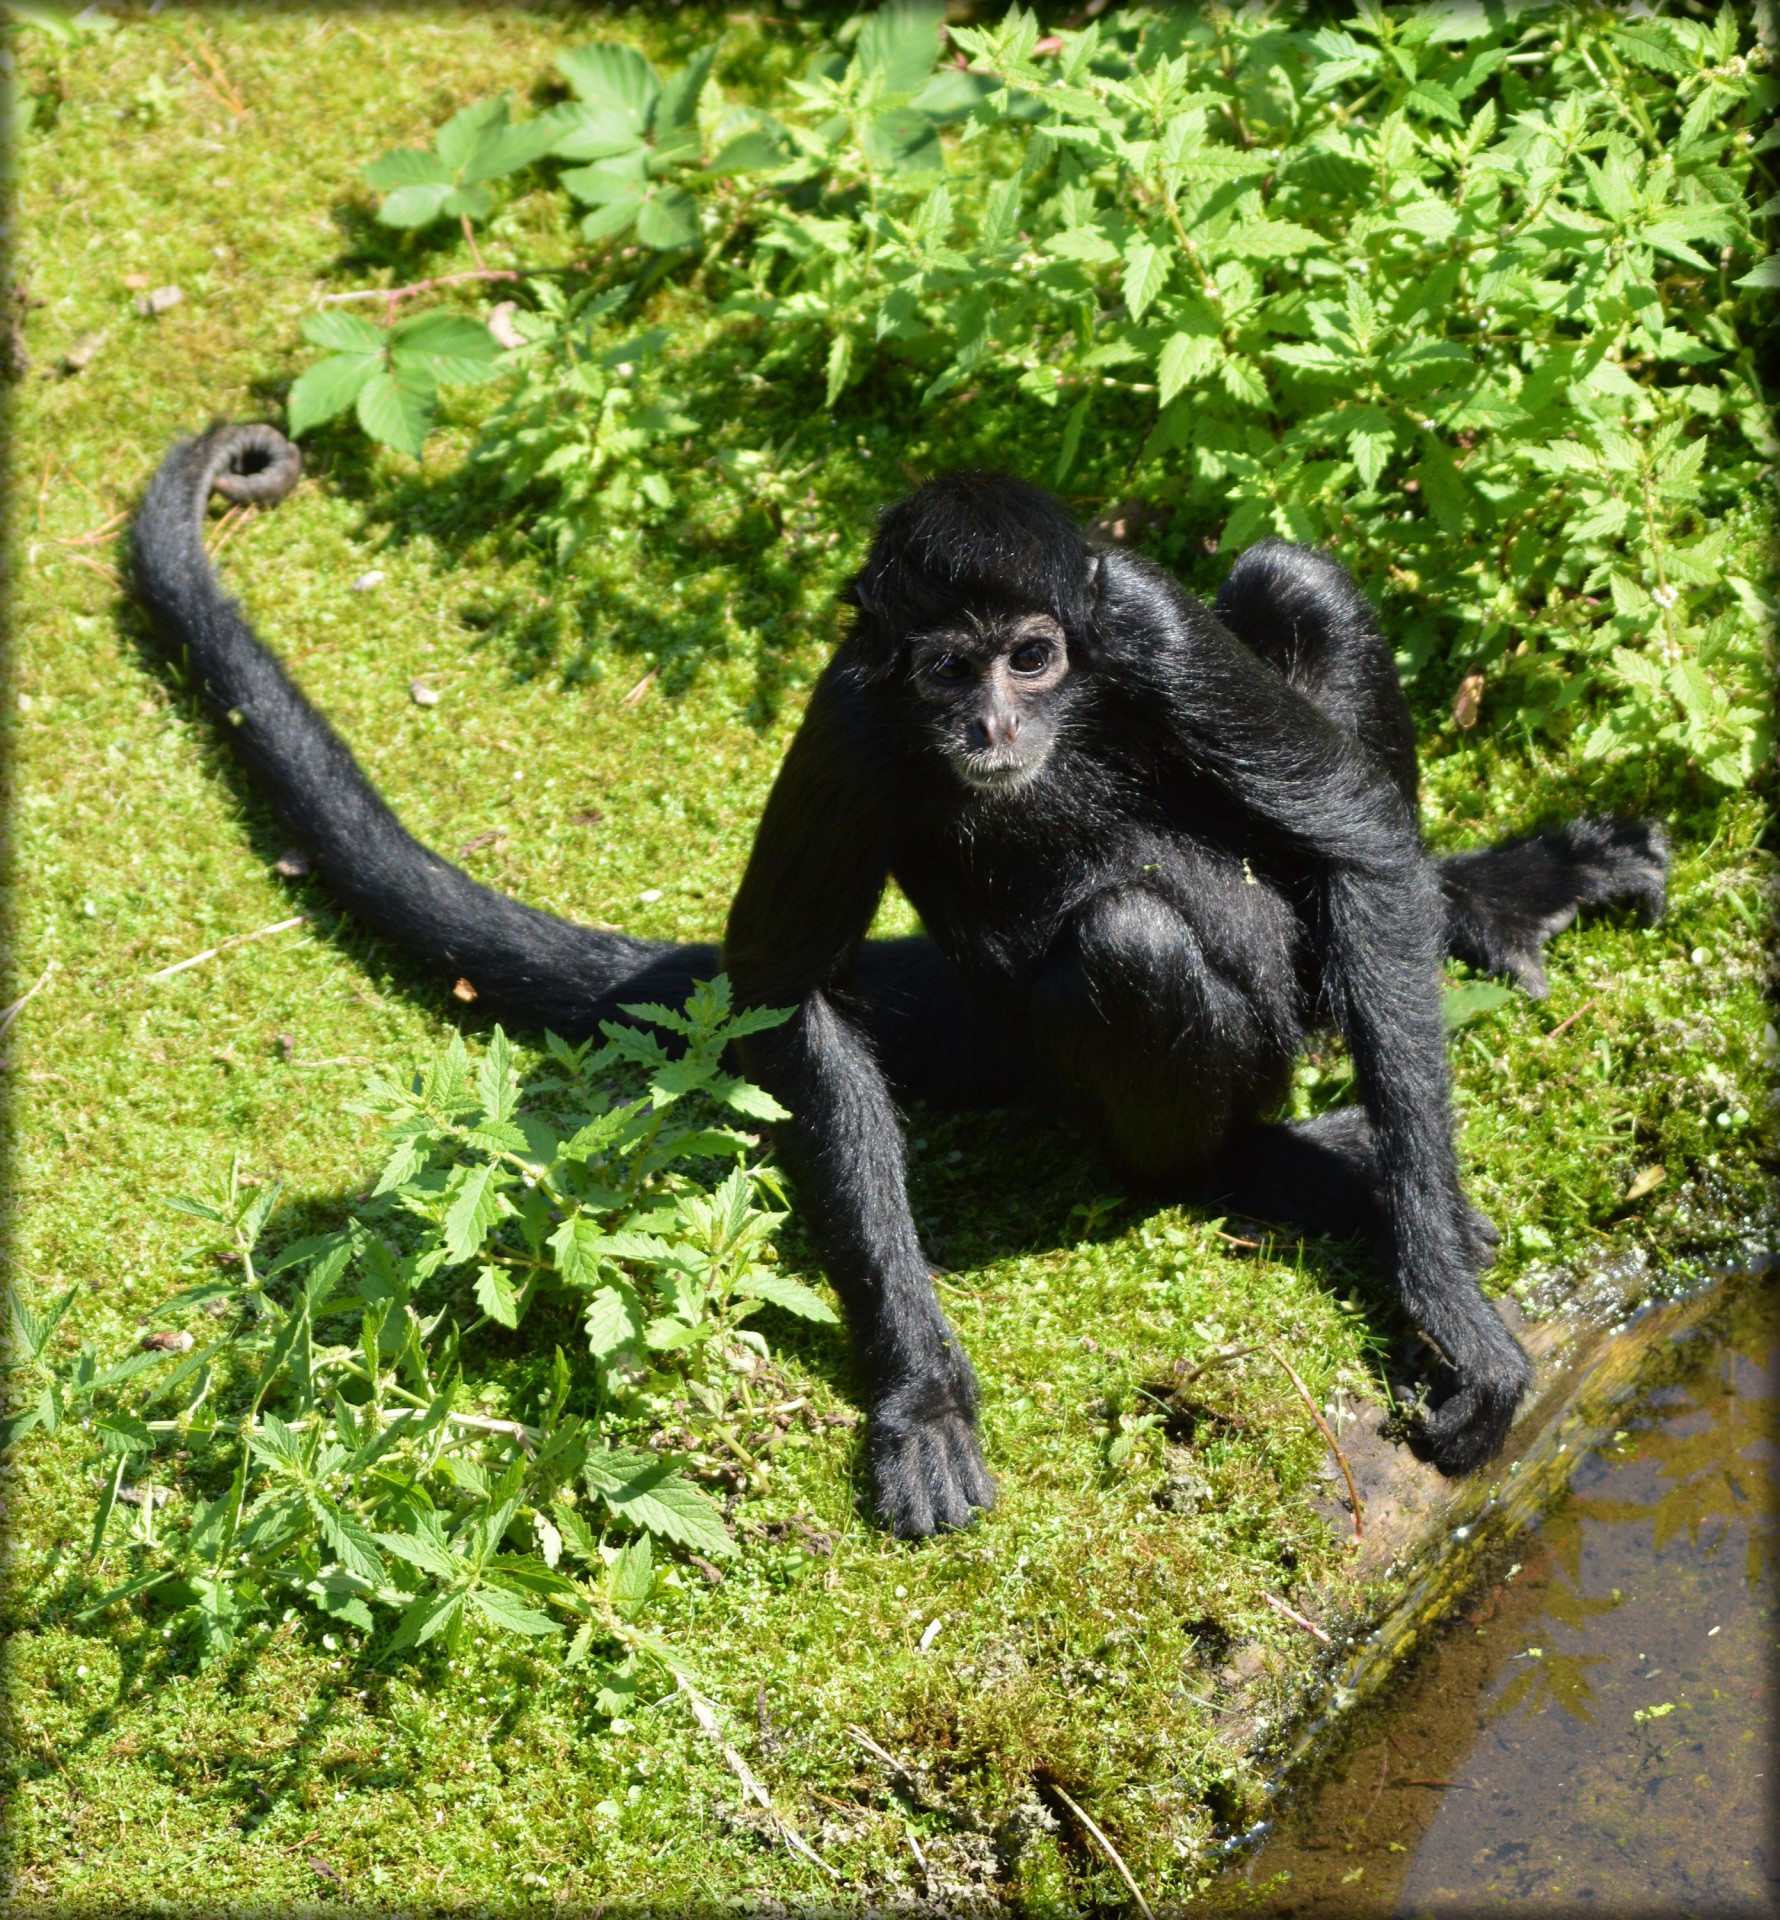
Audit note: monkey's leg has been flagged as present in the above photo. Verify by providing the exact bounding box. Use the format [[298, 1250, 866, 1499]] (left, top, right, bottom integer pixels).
[[1192, 1105, 1500, 1267], [1029, 884, 1294, 1184], [849, 936, 1028, 1111], [1215, 542, 1671, 995], [1214, 537, 1421, 809], [1439, 818, 1668, 999]]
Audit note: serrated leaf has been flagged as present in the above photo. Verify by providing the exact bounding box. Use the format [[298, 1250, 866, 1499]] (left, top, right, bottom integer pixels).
[[712, 1077, 790, 1123], [583, 1282, 646, 1359], [354, 370, 435, 459], [738, 1268, 837, 1324], [1122, 237, 1170, 321], [556, 42, 659, 123], [1443, 981, 1517, 1029], [587, 1456, 735, 1556], [468, 1584, 564, 1637], [377, 181, 458, 230], [382, 1587, 463, 1660], [312, 1494, 388, 1584], [1157, 331, 1218, 408], [364, 146, 452, 193], [474, 1265, 520, 1329], [607, 1533, 653, 1620], [635, 184, 699, 251], [443, 1162, 508, 1264], [288, 352, 380, 439], [390, 313, 502, 389], [824, 330, 853, 410]]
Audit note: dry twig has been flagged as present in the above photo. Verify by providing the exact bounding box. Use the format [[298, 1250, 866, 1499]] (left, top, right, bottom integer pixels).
[[682, 1681, 838, 1879], [1264, 1343, 1364, 1539], [1262, 1590, 1332, 1645], [146, 914, 308, 982], [0, 962, 54, 1043], [1046, 1781, 1154, 1920], [1544, 995, 1601, 1042]]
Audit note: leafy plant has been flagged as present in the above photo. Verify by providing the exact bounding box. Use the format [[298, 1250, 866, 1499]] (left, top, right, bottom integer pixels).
[[286, 3, 1774, 786], [288, 309, 503, 457], [2, 981, 830, 1694]]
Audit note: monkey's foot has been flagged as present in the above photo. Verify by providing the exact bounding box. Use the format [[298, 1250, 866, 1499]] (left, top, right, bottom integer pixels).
[[1415, 1342, 1533, 1477], [869, 1371, 997, 1538], [1441, 816, 1669, 1000]]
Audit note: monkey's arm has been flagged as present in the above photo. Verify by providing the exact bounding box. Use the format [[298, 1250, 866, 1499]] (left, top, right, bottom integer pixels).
[[723, 665, 996, 1535], [1100, 552, 1531, 1470]]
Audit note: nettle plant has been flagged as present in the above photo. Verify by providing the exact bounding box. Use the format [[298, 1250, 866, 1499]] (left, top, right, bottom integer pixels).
[[290, 2, 1773, 783], [5, 982, 835, 1699]]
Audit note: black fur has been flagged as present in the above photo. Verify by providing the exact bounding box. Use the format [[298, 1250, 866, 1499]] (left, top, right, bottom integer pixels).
[[133, 426, 1670, 1539]]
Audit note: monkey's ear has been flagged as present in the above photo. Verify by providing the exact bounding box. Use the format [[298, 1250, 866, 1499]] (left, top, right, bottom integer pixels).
[[844, 575, 875, 615]]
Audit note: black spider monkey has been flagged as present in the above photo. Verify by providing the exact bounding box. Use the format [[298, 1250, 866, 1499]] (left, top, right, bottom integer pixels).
[[133, 422, 1668, 1538]]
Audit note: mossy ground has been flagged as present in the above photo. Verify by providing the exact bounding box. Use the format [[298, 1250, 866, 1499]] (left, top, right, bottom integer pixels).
[[2, 7, 1772, 1911]]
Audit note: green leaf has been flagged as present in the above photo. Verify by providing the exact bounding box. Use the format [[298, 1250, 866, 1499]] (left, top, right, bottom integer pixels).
[[288, 352, 380, 438], [581, 195, 644, 244], [585, 1454, 735, 1556], [635, 184, 699, 251], [707, 128, 785, 175], [354, 370, 435, 459], [90, 1455, 127, 1559], [1212, 219, 1323, 260], [443, 1162, 508, 1264], [607, 1533, 653, 1621], [467, 1584, 564, 1637], [299, 311, 385, 356], [374, 1523, 462, 1583], [461, 114, 561, 185], [738, 1269, 837, 1324], [1054, 391, 1091, 484], [1157, 331, 1218, 408], [1122, 237, 1170, 321], [311, 1494, 388, 1585], [556, 42, 659, 123], [364, 146, 452, 193], [583, 1282, 646, 1359], [1443, 981, 1517, 1029], [382, 1587, 464, 1660], [1734, 258, 1780, 290], [474, 1265, 520, 1329], [390, 313, 503, 389], [653, 42, 719, 145], [377, 181, 458, 230], [854, 0, 945, 98], [712, 1077, 790, 1123], [824, 330, 853, 410]]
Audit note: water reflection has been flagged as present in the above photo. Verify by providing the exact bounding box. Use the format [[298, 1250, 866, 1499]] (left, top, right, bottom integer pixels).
[[1232, 1280, 1777, 1916]]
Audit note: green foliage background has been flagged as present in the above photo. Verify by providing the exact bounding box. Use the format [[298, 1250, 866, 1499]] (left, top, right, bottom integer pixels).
[[2, 1, 1774, 1911]]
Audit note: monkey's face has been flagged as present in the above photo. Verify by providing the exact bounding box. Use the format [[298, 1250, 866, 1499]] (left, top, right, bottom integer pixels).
[[906, 612, 1073, 794]]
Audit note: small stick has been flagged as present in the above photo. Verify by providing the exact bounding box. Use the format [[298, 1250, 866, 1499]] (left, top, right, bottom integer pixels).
[[445, 1411, 535, 1451], [320, 268, 524, 309], [1046, 1782, 1154, 1920], [205, 502, 244, 555], [905, 1827, 929, 1878], [0, 962, 54, 1042], [208, 505, 258, 559], [55, 509, 128, 549], [1544, 996, 1600, 1042], [1264, 1344, 1364, 1539], [846, 1724, 911, 1776], [146, 914, 308, 982], [188, 34, 247, 113], [1262, 1590, 1332, 1645], [66, 552, 123, 590], [1177, 1341, 1258, 1388], [682, 1681, 838, 1879], [1214, 1228, 1264, 1249], [621, 668, 658, 707]]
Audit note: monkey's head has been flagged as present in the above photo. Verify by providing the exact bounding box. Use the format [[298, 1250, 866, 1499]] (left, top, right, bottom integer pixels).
[[846, 472, 1100, 795]]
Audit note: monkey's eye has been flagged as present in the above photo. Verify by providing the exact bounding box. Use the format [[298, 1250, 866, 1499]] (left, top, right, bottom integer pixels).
[[925, 653, 972, 684], [1009, 642, 1052, 676]]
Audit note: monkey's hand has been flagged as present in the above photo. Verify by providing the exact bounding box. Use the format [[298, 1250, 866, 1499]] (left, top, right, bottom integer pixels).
[[868, 1342, 997, 1538]]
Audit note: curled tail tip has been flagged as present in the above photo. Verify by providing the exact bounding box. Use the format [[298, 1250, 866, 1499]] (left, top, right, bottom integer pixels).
[[196, 421, 303, 506]]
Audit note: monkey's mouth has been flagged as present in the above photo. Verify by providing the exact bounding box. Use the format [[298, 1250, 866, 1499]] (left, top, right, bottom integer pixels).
[[955, 753, 1044, 794]]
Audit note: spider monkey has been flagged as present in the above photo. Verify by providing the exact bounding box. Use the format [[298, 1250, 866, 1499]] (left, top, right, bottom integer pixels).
[[133, 423, 1668, 1538]]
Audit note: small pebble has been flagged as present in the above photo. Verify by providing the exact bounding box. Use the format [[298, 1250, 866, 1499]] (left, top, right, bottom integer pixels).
[[134, 285, 183, 317], [487, 301, 524, 350], [59, 330, 108, 374], [410, 680, 440, 707], [638, 888, 664, 903], [351, 570, 384, 592]]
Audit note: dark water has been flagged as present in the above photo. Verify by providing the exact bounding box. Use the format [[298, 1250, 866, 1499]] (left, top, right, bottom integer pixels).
[[1229, 1281, 1777, 1916]]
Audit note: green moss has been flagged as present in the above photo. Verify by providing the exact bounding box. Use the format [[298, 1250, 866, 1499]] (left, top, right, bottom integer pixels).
[[2, 7, 1771, 1911]]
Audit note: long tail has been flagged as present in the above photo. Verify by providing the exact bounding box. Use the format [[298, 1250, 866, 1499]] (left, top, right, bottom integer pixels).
[[132, 422, 715, 1037]]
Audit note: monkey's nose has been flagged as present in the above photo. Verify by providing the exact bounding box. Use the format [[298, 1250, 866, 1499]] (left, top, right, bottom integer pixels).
[[980, 710, 1021, 750]]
